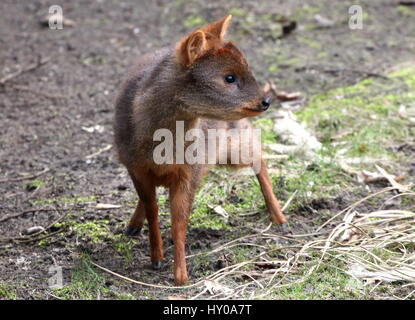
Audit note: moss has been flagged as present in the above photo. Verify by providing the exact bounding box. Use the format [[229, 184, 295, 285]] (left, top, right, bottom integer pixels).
[[52, 256, 135, 300], [113, 234, 136, 263], [296, 66, 415, 161], [0, 284, 17, 299], [25, 179, 44, 191], [229, 8, 246, 18], [252, 118, 278, 144], [396, 5, 415, 17], [190, 182, 230, 230], [183, 15, 206, 28], [71, 220, 111, 243], [30, 195, 96, 206], [53, 219, 112, 244]]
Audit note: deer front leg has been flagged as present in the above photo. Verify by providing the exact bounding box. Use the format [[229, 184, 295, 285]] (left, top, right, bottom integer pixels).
[[169, 180, 196, 286], [256, 158, 287, 225]]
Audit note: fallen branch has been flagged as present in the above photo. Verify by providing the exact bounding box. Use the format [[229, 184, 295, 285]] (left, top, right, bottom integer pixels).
[[375, 165, 411, 192], [0, 207, 56, 223], [0, 56, 51, 86], [0, 168, 50, 183], [8, 84, 67, 100]]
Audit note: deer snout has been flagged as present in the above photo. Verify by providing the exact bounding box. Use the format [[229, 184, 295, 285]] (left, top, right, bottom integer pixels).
[[259, 97, 271, 111]]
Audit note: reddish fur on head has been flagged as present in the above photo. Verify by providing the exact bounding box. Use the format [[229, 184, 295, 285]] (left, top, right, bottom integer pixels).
[[173, 14, 265, 121], [176, 15, 234, 66]]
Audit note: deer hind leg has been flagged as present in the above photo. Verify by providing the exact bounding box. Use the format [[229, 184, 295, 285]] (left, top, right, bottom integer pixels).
[[126, 200, 146, 237], [127, 170, 164, 269]]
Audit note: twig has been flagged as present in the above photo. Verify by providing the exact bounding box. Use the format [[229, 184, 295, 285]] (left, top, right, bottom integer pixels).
[[302, 65, 390, 80], [8, 85, 67, 100], [90, 261, 205, 290], [0, 207, 55, 223], [0, 56, 51, 86], [0, 168, 50, 183], [86, 144, 112, 159]]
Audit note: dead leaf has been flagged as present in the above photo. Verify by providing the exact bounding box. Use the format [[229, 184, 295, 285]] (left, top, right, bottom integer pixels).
[[339, 211, 359, 242], [208, 205, 229, 220], [263, 81, 301, 101], [375, 165, 410, 192], [204, 280, 234, 295], [330, 131, 352, 141], [348, 263, 415, 283], [339, 161, 406, 187]]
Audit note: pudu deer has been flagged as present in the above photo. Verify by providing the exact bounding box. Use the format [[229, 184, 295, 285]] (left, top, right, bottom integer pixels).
[[114, 15, 287, 285]]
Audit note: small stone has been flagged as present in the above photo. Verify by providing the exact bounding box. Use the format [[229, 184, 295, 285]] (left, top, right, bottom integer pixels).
[[22, 226, 45, 236]]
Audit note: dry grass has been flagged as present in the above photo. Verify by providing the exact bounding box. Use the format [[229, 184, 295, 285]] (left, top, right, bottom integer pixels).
[[92, 187, 415, 300]]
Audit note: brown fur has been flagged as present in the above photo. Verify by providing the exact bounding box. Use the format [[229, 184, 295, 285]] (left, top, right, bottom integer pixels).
[[113, 15, 287, 285]]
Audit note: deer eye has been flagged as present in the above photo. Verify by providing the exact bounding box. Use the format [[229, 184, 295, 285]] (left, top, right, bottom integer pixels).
[[224, 74, 236, 84]]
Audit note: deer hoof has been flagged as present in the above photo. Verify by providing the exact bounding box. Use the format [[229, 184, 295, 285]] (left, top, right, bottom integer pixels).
[[152, 261, 162, 270], [125, 226, 141, 237]]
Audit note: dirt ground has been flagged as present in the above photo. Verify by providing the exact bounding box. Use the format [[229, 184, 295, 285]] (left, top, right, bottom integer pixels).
[[1, 0, 414, 299]]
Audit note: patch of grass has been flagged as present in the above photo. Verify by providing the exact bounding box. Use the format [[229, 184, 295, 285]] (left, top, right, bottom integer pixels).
[[273, 261, 366, 299], [25, 179, 44, 191], [183, 15, 206, 28], [0, 283, 17, 299], [252, 118, 278, 144], [113, 234, 136, 264], [280, 157, 350, 200], [191, 182, 230, 230], [397, 5, 415, 17], [229, 8, 246, 18], [293, 6, 320, 20], [296, 66, 415, 161], [30, 195, 96, 206], [71, 220, 111, 243], [52, 219, 112, 244], [52, 256, 135, 300]]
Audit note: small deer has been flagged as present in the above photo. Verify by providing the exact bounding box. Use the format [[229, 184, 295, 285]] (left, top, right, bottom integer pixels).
[[114, 15, 287, 285]]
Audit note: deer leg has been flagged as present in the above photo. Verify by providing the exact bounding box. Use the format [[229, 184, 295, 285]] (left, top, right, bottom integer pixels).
[[169, 180, 196, 286], [256, 158, 287, 225], [126, 200, 146, 237], [128, 171, 164, 269]]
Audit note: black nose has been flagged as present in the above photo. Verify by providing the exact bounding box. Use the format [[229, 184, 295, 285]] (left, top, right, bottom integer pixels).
[[260, 97, 271, 111]]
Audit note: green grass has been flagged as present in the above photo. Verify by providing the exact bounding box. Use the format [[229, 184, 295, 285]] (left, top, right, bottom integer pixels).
[[25, 179, 44, 191], [253, 118, 278, 144], [183, 15, 206, 28], [296, 66, 415, 161], [272, 260, 367, 299], [179, 65, 415, 299], [30, 195, 96, 206], [52, 256, 135, 300], [0, 284, 17, 299]]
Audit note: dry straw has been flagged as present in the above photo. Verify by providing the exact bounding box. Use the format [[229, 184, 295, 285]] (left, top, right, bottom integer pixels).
[[92, 187, 415, 299]]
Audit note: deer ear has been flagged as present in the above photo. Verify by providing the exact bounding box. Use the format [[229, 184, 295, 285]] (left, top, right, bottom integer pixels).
[[201, 14, 232, 40], [176, 30, 207, 66]]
